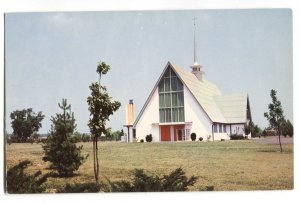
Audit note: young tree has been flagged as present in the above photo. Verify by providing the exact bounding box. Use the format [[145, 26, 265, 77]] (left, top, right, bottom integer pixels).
[[87, 61, 121, 185], [10, 108, 45, 142], [264, 89, 285, 152], [43, 99, 88, 176]]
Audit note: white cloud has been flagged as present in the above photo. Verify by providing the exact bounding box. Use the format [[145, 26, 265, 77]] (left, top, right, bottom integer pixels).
[[45, 13, 76, 27]]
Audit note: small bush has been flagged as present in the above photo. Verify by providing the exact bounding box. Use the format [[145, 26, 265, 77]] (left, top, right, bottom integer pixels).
[[199, 186, 214, 191], [199, 137, 203, 141], [230, 134, 245, 140], [40, 138, 47, 144], [6, 160, 49, 193], [57, 182, 100, 193], [191, 133, 196, 141], [145, 134, 152, 142], [107, 168, 198, 192], [140, 139, 144, 143], [221, 139, 225, 141]]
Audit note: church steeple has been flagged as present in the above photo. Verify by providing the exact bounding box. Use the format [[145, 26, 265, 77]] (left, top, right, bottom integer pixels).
[[190, 17, 204, 81]]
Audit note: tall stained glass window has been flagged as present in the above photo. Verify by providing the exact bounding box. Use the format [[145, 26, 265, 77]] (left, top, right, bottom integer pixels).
[[159, 67, 184, 123]]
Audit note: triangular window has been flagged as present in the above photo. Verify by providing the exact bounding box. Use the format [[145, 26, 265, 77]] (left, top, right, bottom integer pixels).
[[158, 67, 185, 123]]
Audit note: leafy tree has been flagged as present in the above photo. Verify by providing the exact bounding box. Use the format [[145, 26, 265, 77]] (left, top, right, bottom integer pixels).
[[281, 119, 293, 137], [245, 121, 262, 137], [105, 127, 113, 140], [81, 133, 91, 142], [87, 61, 121, 185], [6, 160, 48, 193], [108, 168, 198, 192], [10, 108, 45, 142], [252, 124, 262, 137], [43, 99, 88, 176], [264, 89, 285, 152], [244, 123, 251, 136], [72, 131, 83, 143], [112, 130, 123, 141], [262, 129, 267, 136]]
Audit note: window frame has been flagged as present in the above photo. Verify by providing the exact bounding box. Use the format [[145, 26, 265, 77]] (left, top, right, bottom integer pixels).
[[158, 68, 184, 123]]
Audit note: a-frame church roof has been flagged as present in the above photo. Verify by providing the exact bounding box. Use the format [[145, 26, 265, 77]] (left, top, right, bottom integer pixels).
[[133, 62, 250, 126]]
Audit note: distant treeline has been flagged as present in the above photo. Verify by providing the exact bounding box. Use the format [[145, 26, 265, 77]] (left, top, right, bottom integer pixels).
[[6, 129, 124, 144]]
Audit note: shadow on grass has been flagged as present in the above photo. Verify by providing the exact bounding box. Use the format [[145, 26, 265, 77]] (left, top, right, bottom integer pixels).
[[256, 147, 293, 153], [257, 149, 277, 153], [45, 171, 81, 178], [56, 182, 103, 193]]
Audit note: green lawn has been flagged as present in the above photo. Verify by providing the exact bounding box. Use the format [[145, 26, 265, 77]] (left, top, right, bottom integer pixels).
[[5, 139, 293, 192]]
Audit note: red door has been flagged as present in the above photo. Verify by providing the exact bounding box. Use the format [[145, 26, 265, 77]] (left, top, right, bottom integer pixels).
[[174, 125, 185, 141], [161, 126, 171, 141]]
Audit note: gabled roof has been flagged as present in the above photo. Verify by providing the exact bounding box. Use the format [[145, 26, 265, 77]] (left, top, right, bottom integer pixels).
[[214, 93, 248, 123], [171, 63, 227, 123], [133, 61, 249, 127]]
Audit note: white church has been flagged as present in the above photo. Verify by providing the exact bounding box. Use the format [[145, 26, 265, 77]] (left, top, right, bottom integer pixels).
[[124, 22, 252, 142]]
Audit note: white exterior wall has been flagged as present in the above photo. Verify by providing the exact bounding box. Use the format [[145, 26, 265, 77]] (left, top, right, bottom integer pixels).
[[212, 124, 230, 141], [135, 87, 160, 142], [213, 133, 230, 140], [230, 124, 246, 136], [134, 83, 249, 142], [231, 123, 251, 139], [184, 86, 213, 141]]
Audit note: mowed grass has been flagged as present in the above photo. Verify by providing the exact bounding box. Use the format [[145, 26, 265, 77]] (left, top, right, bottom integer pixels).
[[6, 139, 293, 192]]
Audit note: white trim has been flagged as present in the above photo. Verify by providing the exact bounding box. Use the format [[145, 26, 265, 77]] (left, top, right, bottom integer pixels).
[[152, 121, 192, 126], [133, 61, 172, 127]]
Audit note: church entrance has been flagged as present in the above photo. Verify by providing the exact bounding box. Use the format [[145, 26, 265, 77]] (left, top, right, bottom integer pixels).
[[160, 125, 186, 141], [160, 125, 171, 141]]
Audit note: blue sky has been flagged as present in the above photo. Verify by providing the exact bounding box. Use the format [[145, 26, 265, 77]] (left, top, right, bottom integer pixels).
[[5, 9, 293, 134]]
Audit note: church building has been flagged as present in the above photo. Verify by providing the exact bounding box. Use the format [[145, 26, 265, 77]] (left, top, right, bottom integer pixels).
[[129, 21, 252, 142]]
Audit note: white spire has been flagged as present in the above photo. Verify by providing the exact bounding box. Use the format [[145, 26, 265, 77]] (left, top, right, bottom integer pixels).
[[193, 17, 198, 64], [190, 17, 204, 81]]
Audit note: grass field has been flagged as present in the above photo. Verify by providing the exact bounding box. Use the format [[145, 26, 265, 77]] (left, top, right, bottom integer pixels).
[[5, 139, 293, 192]]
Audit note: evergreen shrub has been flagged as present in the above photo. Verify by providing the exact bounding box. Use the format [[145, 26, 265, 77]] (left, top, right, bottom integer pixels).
[[145, 134, 152, 142], [6, 160, 48, 193], [108, 168, 198, 192], [191, 133, 196, 141]]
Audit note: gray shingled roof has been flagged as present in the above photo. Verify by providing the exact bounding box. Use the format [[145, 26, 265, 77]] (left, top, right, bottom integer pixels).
[[214, 93, 248, 123], [133, 62, 249, 126], [171, 62, 248, 124]]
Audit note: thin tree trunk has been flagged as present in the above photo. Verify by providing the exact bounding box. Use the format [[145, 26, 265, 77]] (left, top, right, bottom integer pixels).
[[95, 137, 99, 185], [278, 127, 283, 153], [93, 137, 97, 184], [278, 135, 282, 153]]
